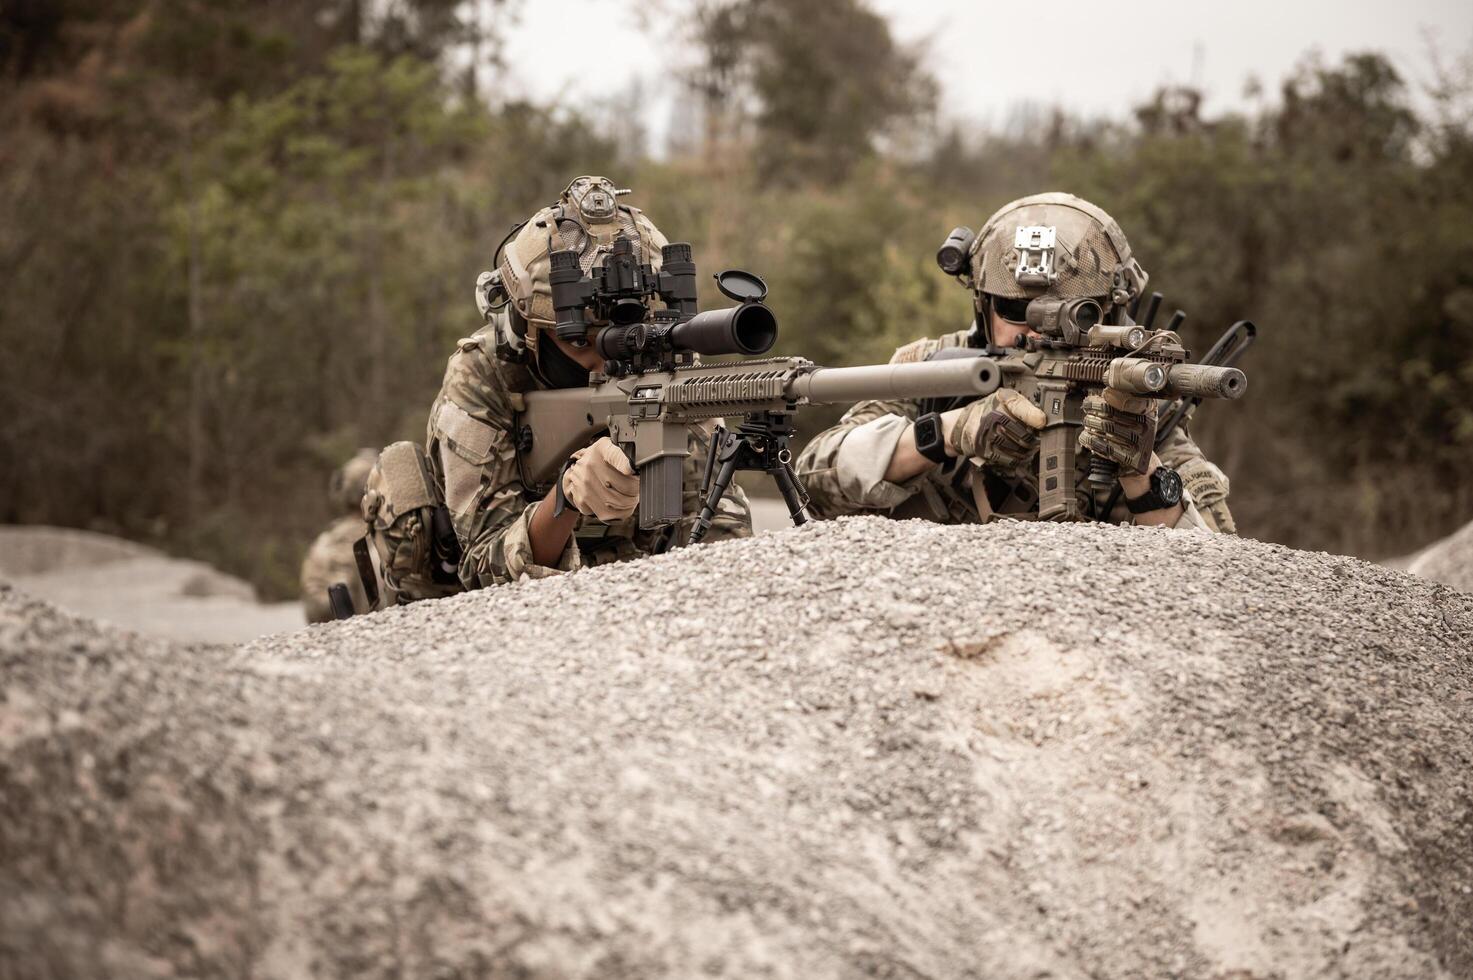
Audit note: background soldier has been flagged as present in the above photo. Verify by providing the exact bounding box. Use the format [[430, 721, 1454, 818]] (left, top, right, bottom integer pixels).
[[299, 448, 380, 622], [796, 192, 1236, 532], [401, 176, 752, 592]]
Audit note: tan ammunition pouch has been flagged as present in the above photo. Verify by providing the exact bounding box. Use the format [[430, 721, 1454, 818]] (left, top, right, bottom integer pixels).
[[361, 442, 465, 604]]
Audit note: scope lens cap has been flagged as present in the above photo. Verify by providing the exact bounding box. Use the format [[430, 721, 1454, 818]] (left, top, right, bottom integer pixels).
[[714, 269, 768, 303]]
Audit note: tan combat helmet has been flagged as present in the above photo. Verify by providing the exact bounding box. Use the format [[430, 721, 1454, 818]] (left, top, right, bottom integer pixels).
[[329, 448, 379, 514], [964, 192, 1148, 321], [490, 176, 669, 351]]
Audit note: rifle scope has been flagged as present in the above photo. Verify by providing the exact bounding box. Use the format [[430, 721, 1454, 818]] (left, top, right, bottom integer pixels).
[[595, 302, 778, 362], [1026, 296, 1102, 341]]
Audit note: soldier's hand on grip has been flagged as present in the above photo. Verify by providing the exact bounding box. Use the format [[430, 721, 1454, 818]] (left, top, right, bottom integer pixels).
[[944, 389, 1047, 469], [1079, 387, 1158, 475], [562, 437, 640, 522]]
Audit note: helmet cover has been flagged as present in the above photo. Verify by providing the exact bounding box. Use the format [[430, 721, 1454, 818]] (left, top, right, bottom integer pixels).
[[968, 192, 1148, 307], [496, 177, 670, 335]]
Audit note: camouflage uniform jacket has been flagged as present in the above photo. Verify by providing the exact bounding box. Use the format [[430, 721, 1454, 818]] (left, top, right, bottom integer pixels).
[[425, 324, 752, 588], [796, 329, 1236, 533]]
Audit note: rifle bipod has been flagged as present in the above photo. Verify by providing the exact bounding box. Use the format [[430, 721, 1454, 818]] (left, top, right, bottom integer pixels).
[[689, 412, 810, 545]]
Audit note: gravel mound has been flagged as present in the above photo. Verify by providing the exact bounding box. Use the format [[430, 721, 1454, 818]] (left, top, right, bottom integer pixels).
[[3, 517, 1471, 979], [1409, 518, 1473, 593]]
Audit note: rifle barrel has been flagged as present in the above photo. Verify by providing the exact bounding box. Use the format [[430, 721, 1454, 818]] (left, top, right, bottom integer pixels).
[[788, 356, 1000, 404]]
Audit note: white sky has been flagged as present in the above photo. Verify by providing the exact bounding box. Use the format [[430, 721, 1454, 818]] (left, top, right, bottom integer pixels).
[[491, 0, 1473, 153]]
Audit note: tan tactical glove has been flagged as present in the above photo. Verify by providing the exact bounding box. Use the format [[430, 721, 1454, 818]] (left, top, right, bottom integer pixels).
[[944, 389, 1047, 468], [1079, 387, 1158, 475], [561, 437, 639, 522]]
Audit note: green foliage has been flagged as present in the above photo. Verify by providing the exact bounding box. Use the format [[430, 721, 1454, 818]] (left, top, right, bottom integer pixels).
[[0, 3, 617, 596], [757, 167, 968, 365]]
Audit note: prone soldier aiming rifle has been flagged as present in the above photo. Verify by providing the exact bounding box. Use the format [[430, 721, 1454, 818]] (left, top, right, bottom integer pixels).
[[797, 193, 1246, 530], [928, 223, 1253, 522], [982, 302, 1248, 521]]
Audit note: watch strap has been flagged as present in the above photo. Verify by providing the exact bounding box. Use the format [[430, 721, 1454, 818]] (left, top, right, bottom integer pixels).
[[913, 412, 950, 465], [1125, 489, 1163, 515]]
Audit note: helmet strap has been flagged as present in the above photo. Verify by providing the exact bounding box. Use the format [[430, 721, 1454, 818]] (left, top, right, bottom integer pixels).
[[973, 294, 995, 346]]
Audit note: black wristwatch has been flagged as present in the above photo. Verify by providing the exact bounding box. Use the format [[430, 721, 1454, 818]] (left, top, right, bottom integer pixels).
[[913, 412, 950, 465], [1125, 465, 1183, 514]]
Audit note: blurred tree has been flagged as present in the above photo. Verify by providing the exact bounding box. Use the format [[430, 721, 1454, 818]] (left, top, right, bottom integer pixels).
[[0, 0, 579, 595], [0, 0, 501, 94], [760, 166, 966, 366], [686, 0, 936, 184]]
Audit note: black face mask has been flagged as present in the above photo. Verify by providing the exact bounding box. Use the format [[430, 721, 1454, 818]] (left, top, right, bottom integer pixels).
[[535, 334, 591, 389]]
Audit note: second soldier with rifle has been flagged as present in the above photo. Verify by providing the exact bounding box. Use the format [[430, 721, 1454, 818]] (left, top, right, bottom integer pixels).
[[796, 192, 1245, 532]]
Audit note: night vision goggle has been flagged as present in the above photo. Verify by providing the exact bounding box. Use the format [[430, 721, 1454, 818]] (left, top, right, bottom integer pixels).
[[547, 232, 778, 376]]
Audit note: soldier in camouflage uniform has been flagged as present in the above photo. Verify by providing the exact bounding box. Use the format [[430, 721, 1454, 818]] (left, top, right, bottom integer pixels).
[[422, 177, 751, 589], [796, 193, 1236, 532], [300, 448, 381, 622]]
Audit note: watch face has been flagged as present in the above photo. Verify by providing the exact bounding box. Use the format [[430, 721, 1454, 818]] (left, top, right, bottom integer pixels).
[[914, 413, 949, 464], [1155, 466, 1183, 506]]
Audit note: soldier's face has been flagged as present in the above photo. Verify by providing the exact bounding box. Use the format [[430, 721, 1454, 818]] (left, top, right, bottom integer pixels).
[[550, 330, 605, 372], [990, 307, 1041, 349]]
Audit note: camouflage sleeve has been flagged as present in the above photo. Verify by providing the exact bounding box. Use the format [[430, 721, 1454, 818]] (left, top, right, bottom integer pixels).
[[795, 398, 921, 518], [1157, 424, 1237, 535], [427, 336, 582, 588]]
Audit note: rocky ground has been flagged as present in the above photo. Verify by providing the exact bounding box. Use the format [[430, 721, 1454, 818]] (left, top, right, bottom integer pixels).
[[2, 517, 1471, 979], [0, 526, 303, 643]]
